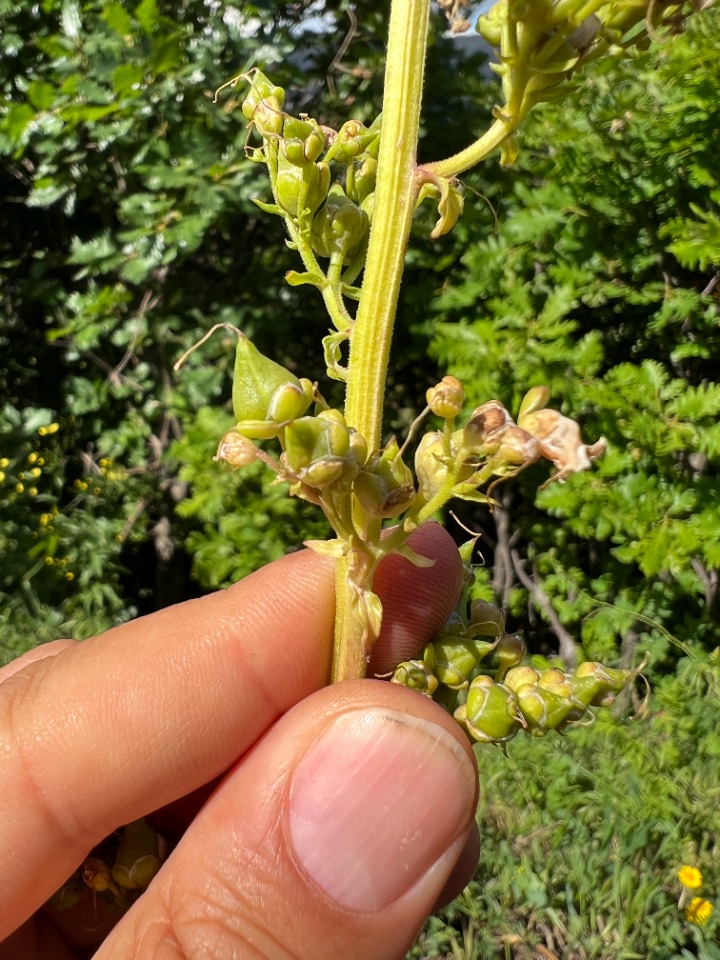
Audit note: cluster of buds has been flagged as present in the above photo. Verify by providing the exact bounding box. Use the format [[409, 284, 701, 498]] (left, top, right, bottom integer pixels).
[[235, 70, 464, 379], [391, 600, 637, 747], [476, 0, 706, 164], [241, 71, 377, 278], [47, 818, 164, 914]]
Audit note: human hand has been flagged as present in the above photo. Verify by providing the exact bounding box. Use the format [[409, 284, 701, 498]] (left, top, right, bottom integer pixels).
[[0, 523, 479, 960]]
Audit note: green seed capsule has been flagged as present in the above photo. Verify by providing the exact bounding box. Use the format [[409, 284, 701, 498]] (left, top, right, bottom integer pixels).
[[456, 675, 521, 744]]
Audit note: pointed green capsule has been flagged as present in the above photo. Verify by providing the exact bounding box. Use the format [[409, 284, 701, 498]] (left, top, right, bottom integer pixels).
[[456, 675, 521, 744], [433, 636, 497, 689], [232, 334, 312, 435], [241, 70, 285, 124], [515, 683, 575, 736]]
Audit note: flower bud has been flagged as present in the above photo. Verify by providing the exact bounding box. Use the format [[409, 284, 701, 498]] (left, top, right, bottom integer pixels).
[[353, 438, 415, 519], [391, 659, 439, 696], [504, 664, 540, 693], [468, 600, 505, 636], [310, 183, 369, 259], [455, 675, 521, 744], [414, 430, 449, 502], [281, 116, 325, 165], [214, 430, 258, 469], [275, 153, 330, 219], [110, 818, 162, 892], [283, 409, 355, 488], [426, 376, 465, 419], [491, 632, 526, 681]]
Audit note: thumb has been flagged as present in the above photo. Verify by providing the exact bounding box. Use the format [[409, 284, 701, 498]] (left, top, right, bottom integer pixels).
[[96, 681, 478, 960]]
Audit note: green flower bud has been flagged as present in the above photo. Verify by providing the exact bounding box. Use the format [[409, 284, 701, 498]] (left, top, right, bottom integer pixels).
[[275, 152, 330, 219], [353, 438, 415, 519], [517, 385, 550, 421], [353, 156, 377, 205], [391, 659, 439, 696], [426, 376, 465, 419], [537, 667, 573, 698], [504, 664, 540, 693], [283, 409, 355, 488], [281, 116, 325, 165], [110, 819, 162, 892], [232, 333, 312, 436], [415, 430, 449, 502], [325, 118, 380, 163], [468, 600, 505, 636], [310, 183, 369, 259], [455, 675, 521, 744], [491, 632, 526, 681]]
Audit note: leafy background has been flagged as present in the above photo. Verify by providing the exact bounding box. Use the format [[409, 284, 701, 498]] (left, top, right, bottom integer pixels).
[[1, 1, 719, 956]]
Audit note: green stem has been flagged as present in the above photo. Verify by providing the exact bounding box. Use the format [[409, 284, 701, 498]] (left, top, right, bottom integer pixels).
[[344, 0, 430, 449], [422, 116, 516, 180], [332, 0, 431, 683]]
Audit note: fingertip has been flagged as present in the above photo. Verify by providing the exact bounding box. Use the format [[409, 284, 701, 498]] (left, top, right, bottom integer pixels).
[[370, 522, 463, 676]]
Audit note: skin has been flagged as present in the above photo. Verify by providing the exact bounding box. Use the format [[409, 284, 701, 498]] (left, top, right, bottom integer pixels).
[[0, 523, 480, 959]]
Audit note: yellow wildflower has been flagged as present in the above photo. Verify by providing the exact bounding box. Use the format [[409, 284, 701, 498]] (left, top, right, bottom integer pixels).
[[74, 479, 89, 491], [0, 471, 5, 483], [40, 514, 52, 526], [38, 422, 60, 436], [27, 452, 38, 464], [0, 457, 9, 467], [686, 897, 714, 926], [15, 482, 24, 494], [64, 571, 75, 581], [678, 866, 703, 890], [28, 487, 38, 496], [29, 467, 41, 478]]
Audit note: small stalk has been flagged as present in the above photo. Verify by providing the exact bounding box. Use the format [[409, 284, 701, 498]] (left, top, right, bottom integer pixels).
[[331, 0, 431, 683]]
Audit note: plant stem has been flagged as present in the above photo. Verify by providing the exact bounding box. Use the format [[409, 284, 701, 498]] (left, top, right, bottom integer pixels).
[[332, 0, 431, 683], [344, 0, 430, 450], [422, 117, 515, 180]]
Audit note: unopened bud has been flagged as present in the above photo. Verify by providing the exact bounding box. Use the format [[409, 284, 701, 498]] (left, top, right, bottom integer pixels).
[[391, 659, 439, 696], [214, 430, 258, 469], [432, 636, 496, 689], [455, 675, 521, 744], [426, 376, 465, 419], [491, 632, 526, 681], [504, 664, 540, 693], [468, 600, 505, 636]]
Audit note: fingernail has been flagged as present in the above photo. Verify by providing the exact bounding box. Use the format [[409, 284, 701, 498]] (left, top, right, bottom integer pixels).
[[288, 708, 475, 911]]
